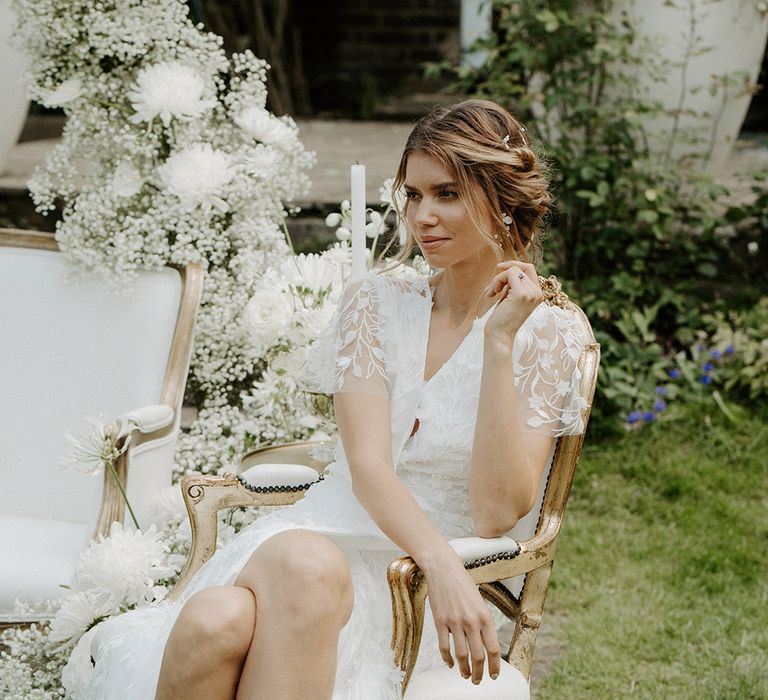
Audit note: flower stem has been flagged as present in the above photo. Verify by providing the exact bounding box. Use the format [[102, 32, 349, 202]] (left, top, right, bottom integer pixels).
[[106, 459, 140, 529]]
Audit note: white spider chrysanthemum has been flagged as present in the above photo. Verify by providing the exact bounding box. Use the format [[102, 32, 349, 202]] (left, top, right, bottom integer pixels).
[[48, 591, 113, 645], [76, 522, 176, 609], [128, 61, 217, 127], [234, 106, 297, 150], [61, 416, 126, 476], [158, 144, 236, 213]]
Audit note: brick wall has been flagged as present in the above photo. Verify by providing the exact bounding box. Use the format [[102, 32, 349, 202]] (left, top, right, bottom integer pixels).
[[294, 0, 460, 116]]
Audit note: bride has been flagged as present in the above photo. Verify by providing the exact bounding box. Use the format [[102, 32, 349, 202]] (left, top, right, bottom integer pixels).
[[83, 99, 591, 699]]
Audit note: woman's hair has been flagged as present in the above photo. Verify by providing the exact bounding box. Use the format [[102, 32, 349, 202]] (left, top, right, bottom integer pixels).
[[386, 99, 551, 265]]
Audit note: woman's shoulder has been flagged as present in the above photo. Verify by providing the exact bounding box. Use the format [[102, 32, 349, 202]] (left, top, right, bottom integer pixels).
[[520, 299, 594, 350]]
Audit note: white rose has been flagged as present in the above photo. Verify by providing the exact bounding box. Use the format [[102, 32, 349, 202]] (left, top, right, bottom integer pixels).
[[242, 290, 292, 346]]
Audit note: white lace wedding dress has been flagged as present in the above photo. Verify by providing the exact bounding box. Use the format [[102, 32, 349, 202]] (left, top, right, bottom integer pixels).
[[82, 272, 591, 700]]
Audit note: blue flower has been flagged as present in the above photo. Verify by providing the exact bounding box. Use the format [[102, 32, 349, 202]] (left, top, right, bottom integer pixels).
[[710, 349, 722, 360], [724, 345, 735, 356], [653, 399, 667, 412], [627, 411, 642, 425], [643, 412, 656, 422], [668, 368, 682, 379], [700, 375, 713, 385], [695, 342, 705, 352], [655, 386, 668, 396], [702, 362, 715, 372]]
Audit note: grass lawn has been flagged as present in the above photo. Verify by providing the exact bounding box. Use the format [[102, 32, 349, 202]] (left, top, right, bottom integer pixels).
[[536, 402, 768, 699]]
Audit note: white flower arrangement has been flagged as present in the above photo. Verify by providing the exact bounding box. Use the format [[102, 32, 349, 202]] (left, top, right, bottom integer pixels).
[[12, 0, 314, 476]]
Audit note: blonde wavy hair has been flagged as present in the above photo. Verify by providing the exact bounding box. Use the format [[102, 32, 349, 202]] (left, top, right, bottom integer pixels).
[[384, 99, 551, 266]]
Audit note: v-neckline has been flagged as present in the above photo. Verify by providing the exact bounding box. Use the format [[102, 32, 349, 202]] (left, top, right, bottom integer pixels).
[[422, 278, 497, 386]]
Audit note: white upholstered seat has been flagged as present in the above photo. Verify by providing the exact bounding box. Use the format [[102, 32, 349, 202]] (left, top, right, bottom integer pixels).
[[404, 660, 530, 699], [0, 515, 90, 615]]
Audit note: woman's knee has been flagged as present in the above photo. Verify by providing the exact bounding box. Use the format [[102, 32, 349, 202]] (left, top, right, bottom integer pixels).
[[174, 586, 256, 661], [245, 530, 354, 624]]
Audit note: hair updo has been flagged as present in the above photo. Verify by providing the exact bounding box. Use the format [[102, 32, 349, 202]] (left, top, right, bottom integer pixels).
[[390, 99, 551, 263]]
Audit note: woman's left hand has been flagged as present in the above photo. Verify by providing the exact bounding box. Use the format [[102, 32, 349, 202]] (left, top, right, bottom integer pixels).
[[482, 261, 544, 344]]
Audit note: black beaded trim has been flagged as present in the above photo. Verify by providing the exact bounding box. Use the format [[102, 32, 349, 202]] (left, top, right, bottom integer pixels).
[[463, 548, 521, 570], [236, 472, 324, 494]]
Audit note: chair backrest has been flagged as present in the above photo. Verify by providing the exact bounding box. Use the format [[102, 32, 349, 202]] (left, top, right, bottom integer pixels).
[[0, 230, 197, 528], [503, 301, 600, 595]]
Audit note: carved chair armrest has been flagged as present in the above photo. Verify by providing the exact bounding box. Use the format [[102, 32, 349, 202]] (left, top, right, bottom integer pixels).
[[168, 465, 324, 600], [388, 525, 560, 693]]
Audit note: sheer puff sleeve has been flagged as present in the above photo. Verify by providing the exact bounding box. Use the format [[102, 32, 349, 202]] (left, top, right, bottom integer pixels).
[[298, 273, 389, 398], [513, 302, 594, 437]]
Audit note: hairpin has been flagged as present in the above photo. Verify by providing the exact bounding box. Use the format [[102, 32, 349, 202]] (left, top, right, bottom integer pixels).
[[501, 134, 510, 150], [502, 214, 513, 231]]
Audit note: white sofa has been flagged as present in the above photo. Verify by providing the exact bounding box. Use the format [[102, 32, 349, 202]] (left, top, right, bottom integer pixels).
[[0, 229, 203, 621]]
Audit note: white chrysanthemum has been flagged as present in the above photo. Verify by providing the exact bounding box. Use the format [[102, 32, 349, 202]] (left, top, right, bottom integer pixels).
[[76, 523, 176, 609], [49, 591, 113, 645], [111, 162, 144, 197], [158, 144, 236, 213], [242, 290, 292, 346], [278, 253, 344, 293], [128, 61, 217, 127], [234, 106, 297, 150], [242, 144, 280, 179], [40, 78, 83, 108]]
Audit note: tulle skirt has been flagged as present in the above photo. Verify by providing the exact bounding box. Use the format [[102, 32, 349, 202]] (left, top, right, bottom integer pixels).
[[82, 474, 444, 699]]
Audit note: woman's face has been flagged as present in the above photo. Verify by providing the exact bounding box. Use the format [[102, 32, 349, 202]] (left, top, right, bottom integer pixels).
[[403, 152, 495, 269]]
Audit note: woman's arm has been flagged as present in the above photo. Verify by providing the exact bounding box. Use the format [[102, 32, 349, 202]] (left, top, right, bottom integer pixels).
[[468, 261, 554, 537], [335, 390, 501, 684]]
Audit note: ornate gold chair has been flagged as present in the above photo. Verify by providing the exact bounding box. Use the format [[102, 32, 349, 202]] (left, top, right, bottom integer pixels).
[[169, 305, 599, 699], [0, 228, 204, 623]]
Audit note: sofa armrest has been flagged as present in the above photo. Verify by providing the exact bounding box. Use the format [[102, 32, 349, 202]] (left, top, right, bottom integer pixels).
[[123, 404, 174, 434]]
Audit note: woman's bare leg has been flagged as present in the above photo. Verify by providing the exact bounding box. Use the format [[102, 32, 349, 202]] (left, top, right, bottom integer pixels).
[[155, 529, 353, 700], [155, 586, 256, 700], [233, 529, 354, 700]]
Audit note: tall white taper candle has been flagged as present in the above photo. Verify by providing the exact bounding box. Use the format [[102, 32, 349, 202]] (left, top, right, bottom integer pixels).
[[350, 163, 366, 280]]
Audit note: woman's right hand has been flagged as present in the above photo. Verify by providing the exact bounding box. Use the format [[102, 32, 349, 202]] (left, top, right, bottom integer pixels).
[[422, 557, 501, 684]]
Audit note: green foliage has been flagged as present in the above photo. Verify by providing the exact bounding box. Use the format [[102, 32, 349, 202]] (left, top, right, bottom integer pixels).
[[429, 0, 768, 429], [701, 297, 768, 403]]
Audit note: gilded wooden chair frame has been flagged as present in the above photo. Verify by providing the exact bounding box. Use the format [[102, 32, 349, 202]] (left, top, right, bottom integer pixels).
[[0, 228, 205, 540], [390, 316, 600, 693], [168, 301, 599, 697]]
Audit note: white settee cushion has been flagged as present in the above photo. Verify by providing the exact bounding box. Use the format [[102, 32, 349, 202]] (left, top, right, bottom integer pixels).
[[405, 659, 530, 699], [0, 514, 89, 617]]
